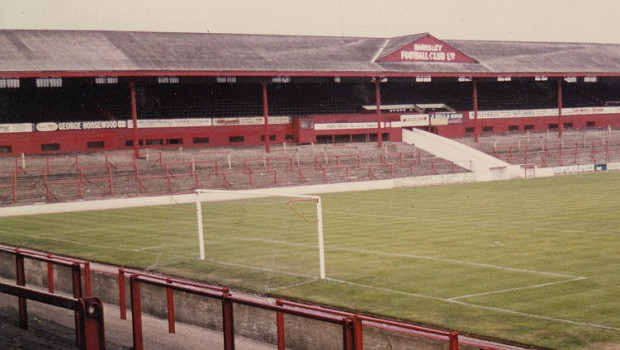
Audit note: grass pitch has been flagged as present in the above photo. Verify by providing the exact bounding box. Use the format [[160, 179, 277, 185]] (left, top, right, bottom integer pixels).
[[1, 172, 620, 349]]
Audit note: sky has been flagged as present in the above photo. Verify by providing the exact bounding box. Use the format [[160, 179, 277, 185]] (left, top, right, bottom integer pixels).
[[1, 0, 620, 44]]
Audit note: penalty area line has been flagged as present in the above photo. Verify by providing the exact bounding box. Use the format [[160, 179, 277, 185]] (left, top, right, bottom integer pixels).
[[331, 246, 579, 279], [203, 258, 320, 280], [450, 299, 620, 332], [325, 277, 620, 332], [266, 279, 321, 292], [448, 277, 587, 301]]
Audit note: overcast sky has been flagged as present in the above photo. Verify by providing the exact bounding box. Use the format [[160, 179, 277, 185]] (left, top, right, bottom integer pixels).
[[1, 0, 620, 44]]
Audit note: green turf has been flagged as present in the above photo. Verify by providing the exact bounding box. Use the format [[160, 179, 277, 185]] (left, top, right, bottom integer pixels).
[[1, 172, 620, 349]]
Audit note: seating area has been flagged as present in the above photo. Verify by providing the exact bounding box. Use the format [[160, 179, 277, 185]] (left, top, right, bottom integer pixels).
[[3, 79, 619, 129], [0, 142, 470, 206], [106, 80, 619, 121], [138, 83, 366, 119], [0, 82, 130, 123]]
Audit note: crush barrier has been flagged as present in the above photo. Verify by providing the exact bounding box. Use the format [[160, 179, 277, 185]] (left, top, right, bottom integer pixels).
[[0, 282, 106, 350], [0, 245, 518, 350], [0, 170, 17, 203], [1, 144, 471, 205], [117, 267, 514, 350], [0, 245, 93, 348]]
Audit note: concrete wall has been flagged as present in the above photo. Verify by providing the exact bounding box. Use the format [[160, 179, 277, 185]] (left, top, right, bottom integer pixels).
[[0, 251, 485, 350]]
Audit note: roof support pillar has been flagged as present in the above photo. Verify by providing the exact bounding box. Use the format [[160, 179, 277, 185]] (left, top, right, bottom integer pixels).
[[557, 78, 563, 138], [130, 81, 140, 159], [375, 78, 382, 148], [472, 79, 479, 143], [262, 80, 270, 153]]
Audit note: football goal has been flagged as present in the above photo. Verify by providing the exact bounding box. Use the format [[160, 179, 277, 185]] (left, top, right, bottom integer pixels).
[[195, 189, 326, 279]]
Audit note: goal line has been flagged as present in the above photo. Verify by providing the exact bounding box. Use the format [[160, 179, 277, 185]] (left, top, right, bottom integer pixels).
[[195, 189, 326, 279]]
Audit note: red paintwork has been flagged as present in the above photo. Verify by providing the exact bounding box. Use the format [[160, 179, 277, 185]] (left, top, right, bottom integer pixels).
[[377, 34, 477, 64], [1, 111, 617, 156]]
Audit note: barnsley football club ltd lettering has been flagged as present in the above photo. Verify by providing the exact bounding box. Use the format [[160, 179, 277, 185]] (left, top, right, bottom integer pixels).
[[400, 43, 457, 62]]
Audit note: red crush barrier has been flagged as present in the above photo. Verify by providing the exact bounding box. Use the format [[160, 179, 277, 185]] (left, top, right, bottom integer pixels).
[[0, 170, 17, 203], [0, 282, 106, 350], [0, 245, 93, 348], [2, 245, 517, 350]]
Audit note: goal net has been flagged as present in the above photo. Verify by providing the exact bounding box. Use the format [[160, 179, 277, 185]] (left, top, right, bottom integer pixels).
[[195, 189, 326, 280]]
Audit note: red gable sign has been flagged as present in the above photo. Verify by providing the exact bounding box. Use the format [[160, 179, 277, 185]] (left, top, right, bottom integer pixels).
[[377, 34, 477, 64]]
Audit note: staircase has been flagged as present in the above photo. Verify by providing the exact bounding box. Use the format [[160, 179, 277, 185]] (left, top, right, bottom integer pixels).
[[402, 129, 524, 180]]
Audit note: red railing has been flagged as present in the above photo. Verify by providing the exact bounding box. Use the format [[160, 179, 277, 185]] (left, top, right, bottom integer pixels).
[[127, 273, 357, 350], [0, 245, 516, 350], [0, 170, 17, 203], [244, 157, 295, 172], [315, 154, 361, 169], [0, 245, 93, 348], [104, 153, 139, 176], [120, 268, 513, 350], [79, 165, 115, 195], [0, 245, 92, 297], [0, 281, 106, 350], [275, 300, 461, 350]]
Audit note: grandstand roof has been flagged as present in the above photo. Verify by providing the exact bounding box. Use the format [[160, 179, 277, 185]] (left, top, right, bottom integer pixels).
[[2, 30, 620, 77]]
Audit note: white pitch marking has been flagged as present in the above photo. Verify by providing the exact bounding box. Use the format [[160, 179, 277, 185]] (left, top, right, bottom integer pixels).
[[266, 279, 321, 292], [326, 277, 620, 332], [133, 243, 196, 252], [325, 277, 447, 302], [330, 246, 581, 279], [448, 277, 587, 301], [215, 237, 581, 280], [329, 208, 620, 236], [450, 299, 620, 332], [203, 258, 318, 279]]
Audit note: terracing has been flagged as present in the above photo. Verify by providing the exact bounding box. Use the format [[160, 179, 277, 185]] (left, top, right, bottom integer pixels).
[[4, 129, 619, 207], [457, 128, 620, 168], [0, 142, 469, 206]]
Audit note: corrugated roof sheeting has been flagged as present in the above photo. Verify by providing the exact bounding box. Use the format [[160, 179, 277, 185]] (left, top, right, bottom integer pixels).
[[2, 30, 620, 75], [0, 31, 137, 71], [447, 40, 620, 73], [376, 33, 428, 61]]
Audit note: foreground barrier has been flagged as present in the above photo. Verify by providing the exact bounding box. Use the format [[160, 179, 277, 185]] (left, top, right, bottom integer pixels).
[[128, 273, 358, 350], [0, 245, 94, 348], [0, 282, 106, 350], [0, 245, 516, 350], [276, 300, 459, 350], [122, 268, 510, 350], [0, 245, 92, 297]]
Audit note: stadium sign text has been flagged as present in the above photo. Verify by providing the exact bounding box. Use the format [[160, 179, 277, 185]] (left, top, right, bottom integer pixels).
[[474, 106, 620, 119], [314, 122, 391, 130], [399, 113, 463, 127], [35, 120, 127, 131], [378, 34, 477, 64], [400, 44, 457, 62], [0, 123, 34, 133]]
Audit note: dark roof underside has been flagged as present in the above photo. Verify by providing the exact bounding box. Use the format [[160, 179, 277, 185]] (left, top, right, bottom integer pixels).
[[1, 30, 620, 75]]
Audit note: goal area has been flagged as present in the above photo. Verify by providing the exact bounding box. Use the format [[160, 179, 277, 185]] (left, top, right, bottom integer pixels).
[[195, 189, 326, 279]]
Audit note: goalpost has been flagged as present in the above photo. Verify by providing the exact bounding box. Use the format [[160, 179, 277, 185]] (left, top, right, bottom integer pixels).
[[195, 189, 326, 279]]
